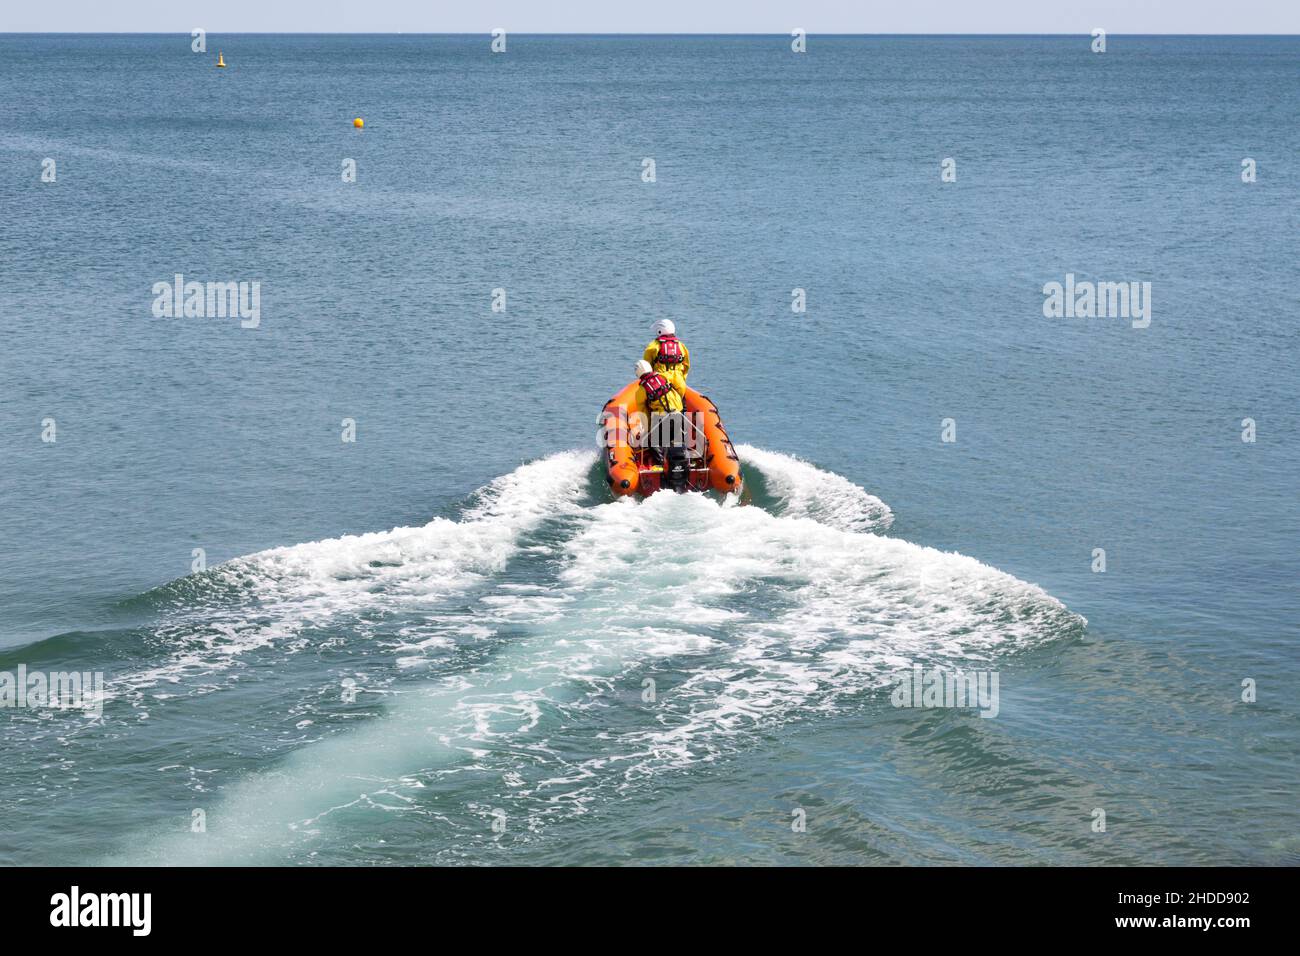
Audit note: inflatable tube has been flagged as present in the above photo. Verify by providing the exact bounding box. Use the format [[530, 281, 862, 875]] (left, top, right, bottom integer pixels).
[[682, 387, 742, 493], [599, 381, 642, 496]]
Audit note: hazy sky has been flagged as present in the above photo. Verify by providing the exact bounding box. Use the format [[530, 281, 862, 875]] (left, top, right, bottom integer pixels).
[[4, 0, 1298, 34]]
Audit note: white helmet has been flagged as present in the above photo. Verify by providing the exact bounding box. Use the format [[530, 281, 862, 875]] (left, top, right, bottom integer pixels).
[[653, 319, 676, 337], [634, 359, 653, 377]]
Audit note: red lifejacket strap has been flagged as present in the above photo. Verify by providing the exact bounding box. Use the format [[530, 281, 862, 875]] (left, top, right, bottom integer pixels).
[[640, 372, 672, 402], [655, 335, 684, 365]]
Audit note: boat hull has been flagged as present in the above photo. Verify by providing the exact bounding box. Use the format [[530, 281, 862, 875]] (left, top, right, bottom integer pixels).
[[599, 383, 742, 497]]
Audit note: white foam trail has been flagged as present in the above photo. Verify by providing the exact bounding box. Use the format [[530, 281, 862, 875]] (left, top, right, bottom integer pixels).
[[739, 444, 893, 532], [122, 457, 1082, 863], [231, 448, 593, 595], [550, 492, 1079, 772], [113, 451, 596, 698]]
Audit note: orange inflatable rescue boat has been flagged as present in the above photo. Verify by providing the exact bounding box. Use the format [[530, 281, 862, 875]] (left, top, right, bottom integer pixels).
[[599, 383, 742, 497]]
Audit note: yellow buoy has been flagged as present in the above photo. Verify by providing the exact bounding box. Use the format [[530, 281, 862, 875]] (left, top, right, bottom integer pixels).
[[216, 52, 226, 68], [353, 117, 364, 129]]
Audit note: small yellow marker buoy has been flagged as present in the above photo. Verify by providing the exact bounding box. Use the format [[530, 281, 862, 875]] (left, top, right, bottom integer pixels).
[[216, 52, 226, 68], [353, 117, 364, 129]]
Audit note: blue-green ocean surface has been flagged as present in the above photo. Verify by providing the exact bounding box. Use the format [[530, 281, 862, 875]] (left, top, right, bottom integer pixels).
[[0, 34, 1296, 865]]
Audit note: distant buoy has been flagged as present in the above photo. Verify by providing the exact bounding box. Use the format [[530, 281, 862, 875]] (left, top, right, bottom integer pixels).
[[216, 52, 226, 68], [353, 117, 364, 129]]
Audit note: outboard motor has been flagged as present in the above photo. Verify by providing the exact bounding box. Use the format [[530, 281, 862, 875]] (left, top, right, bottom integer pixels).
[[663, 445, 691, 492], [651, 411, 693, 493]]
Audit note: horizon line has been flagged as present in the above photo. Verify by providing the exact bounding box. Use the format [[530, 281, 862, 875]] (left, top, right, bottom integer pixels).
[[3, 31, 1300, 37]]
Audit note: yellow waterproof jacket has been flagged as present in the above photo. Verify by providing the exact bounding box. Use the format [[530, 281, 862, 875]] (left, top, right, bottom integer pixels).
[[636, 376, 684, 416], [643, 338, 690, 392]]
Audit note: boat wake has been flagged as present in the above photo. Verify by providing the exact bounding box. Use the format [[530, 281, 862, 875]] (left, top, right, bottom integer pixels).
[[4, 448, 1085, 864]]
